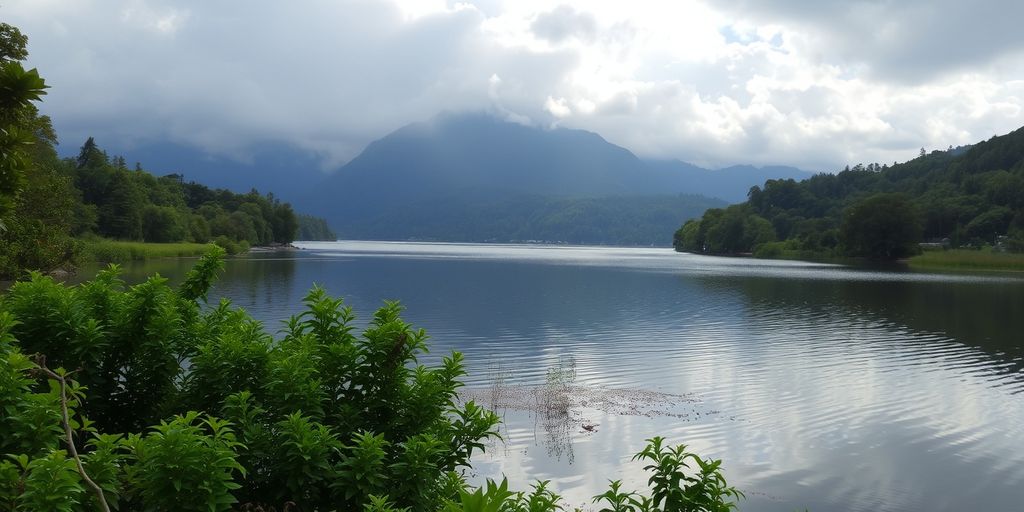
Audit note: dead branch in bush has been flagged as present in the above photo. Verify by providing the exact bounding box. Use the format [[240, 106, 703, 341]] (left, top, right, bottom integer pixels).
[[31, 355, 111, 512]]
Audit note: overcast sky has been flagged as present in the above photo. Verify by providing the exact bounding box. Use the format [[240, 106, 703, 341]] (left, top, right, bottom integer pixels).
[[6, 0, 1024, 172]]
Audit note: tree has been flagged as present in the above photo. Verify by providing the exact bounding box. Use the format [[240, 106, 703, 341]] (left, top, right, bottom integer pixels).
[[840, 193, 922, 259], [141, 204, 186, 243], [0, 23, 28, 63], [0, 24, 47, 221], [97, 174, 146, 240]]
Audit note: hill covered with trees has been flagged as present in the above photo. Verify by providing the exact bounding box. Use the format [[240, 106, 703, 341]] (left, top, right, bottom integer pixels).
[[675, 128, 1024, 260], [303, 113, 799, 245], [0, 22, 334, 277], [297, 213, 338, 241]]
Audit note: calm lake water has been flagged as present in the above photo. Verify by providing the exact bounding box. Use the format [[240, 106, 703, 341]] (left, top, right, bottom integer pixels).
[[78, 241, 1024, 512]]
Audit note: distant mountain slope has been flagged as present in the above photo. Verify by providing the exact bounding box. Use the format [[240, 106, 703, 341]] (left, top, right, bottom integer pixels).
[[315, 113, 688, 212], [302, 113, 808, 244], [66, 113, 814, 245], [645, 160, 812, 203], [335, 192, 726, 246]]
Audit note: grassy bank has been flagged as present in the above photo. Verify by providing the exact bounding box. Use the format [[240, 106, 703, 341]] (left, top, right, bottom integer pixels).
[[908, 249, 1024, 272], [81, 239, 217, 263]]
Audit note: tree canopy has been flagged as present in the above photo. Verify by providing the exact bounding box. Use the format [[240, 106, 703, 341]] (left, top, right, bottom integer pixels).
[[675, 128, 1024, 259]]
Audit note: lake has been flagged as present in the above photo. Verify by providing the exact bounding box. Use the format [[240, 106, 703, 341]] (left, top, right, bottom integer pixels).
[[78, 241, 1024, 512]]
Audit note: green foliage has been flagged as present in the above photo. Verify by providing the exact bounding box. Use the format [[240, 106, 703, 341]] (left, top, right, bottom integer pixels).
[[73, 139, 301, 247], [0, 23, 29, 63], [678, 128, 1024, 260], [0, 249, 749, 511], [839, 193, 922, 259], [673, 205, 776, 255], [631, 437, 743, 511], [121, 412, 244, 511], [0, 159, 81, 277], [445, 438, 743, 512], [0, 22, 48, 223], [0, 22, 308, 278], [340, 193, 724, 246], [1, 252, 505, 510], [908, 248, 1024, 272], [79, 239, 215, 264], [212, 234, 250, 255], [141, 204, 187, 243], [297, 213, 338, 241]]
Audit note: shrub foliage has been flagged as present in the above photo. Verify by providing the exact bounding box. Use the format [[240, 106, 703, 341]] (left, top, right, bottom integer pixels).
[[0, 249, 742, 511]]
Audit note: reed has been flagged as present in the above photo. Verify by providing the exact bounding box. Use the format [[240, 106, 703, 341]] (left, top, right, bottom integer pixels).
[[908, 249, 1024, 272], [81, 239, 216, 263]]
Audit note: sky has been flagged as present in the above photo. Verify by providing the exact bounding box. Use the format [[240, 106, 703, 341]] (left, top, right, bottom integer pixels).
[[6, 0, 1024, 172]]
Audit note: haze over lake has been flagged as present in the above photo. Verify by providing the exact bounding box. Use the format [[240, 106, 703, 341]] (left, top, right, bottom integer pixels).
[[83, 241, 1024, 512]]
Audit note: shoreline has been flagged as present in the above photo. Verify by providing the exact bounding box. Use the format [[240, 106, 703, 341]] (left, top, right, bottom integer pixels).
[[677, 248, 1024, 275]]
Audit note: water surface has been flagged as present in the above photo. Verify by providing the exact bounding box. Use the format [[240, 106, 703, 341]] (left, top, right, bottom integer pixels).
[[78, 241, 1024, 512]]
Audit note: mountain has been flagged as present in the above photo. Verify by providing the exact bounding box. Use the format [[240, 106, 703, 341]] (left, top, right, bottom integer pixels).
[[645, 160, 812, 203], [65, 113, 814, 245], [331, 192, 726, 245], [303, 113, 809, 244]]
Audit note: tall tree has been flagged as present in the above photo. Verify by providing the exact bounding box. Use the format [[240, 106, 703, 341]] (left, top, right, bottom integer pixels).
[[0, 23, 48, 222], [840, 193, 923, 259]]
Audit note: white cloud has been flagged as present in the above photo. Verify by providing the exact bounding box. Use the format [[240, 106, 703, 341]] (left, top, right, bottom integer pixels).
[[4, 0, 1023, 172]]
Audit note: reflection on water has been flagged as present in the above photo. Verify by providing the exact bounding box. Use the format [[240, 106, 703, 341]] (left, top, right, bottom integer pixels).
[[73, 241, 1024, 512]]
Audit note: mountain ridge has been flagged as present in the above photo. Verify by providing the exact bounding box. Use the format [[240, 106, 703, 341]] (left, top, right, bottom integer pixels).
[[61, 113, 817, 245]]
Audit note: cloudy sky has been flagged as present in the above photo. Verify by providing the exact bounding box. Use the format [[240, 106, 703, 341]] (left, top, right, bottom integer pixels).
[[6, 0, 1024, 172]]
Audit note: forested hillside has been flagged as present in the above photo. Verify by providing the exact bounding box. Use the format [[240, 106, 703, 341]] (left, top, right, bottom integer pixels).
[[1, 133, 309, 276], [297, 214, 338, 241], [74, 137, 299, 245], [304, 113, 771, 245], [336, 192, 724, 246], [675, 129, 1024, 259], [0, 23, 338, 277]]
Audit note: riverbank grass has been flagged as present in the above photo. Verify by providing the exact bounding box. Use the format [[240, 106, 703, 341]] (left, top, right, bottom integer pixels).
[[908, 249, 1024, 272], [81, 239, 216, 263]]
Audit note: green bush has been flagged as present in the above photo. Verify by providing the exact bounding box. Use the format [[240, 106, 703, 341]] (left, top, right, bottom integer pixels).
[[213, 235, 247, 255], [753, 241, 784, 259], [0, 249, 744, 511]]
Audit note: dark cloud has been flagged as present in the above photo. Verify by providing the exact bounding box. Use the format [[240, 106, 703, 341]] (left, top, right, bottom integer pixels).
[[3, 0, 1022, 173], [8, 1, 578, 168], [713, 0, 1024, 82]]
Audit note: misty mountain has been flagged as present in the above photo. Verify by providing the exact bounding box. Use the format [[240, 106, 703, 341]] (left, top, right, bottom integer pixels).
[[644, 161, 813, 203], [303, 113, 809, 244], [66, 113, 813, 245]]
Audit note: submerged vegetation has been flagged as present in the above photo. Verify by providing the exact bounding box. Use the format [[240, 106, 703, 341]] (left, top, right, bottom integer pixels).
[[676, 131, 1024, 261], [0, 249, 743, 511]]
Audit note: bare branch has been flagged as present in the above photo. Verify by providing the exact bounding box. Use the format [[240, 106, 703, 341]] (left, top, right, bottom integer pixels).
[[31, 356, 111, 512]]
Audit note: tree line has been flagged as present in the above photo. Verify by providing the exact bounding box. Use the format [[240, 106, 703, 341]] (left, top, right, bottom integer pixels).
[[0, 22, 334, 278], [74, 137, 299, 248], [297, 214, 338, 241], [675, 128, 1024, 259]]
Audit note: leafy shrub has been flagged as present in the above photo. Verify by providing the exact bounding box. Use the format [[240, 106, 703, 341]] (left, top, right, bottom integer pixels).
[[0, 248, 502, 510], [213, 235, 248, 255], [0, 249, 743, 511]]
